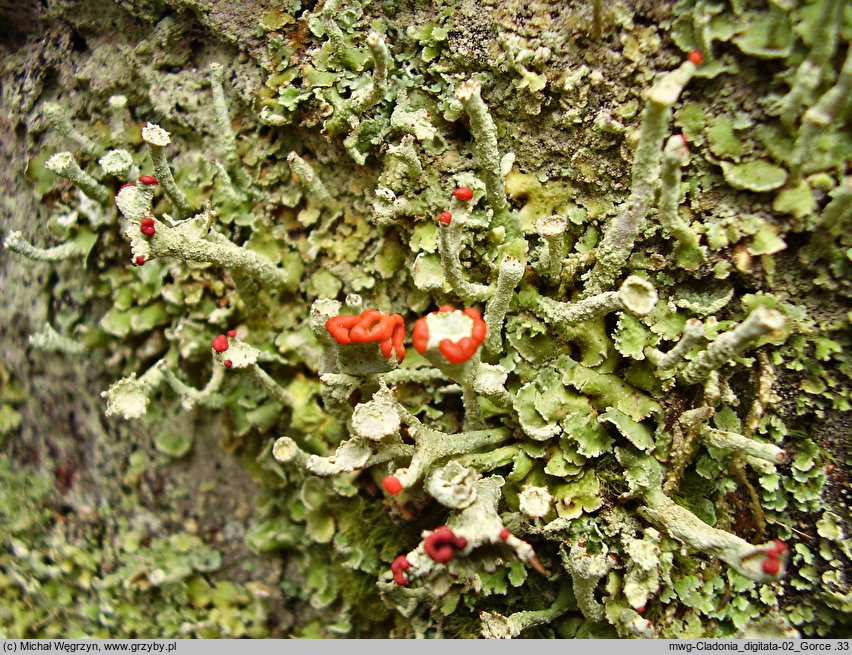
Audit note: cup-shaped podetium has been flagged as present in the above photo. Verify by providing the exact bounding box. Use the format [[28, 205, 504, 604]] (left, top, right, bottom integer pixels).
[[412, 305, 487, 365]]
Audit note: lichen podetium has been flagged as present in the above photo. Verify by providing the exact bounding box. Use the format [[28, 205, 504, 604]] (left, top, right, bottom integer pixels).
[[3, 0, 850, 639]]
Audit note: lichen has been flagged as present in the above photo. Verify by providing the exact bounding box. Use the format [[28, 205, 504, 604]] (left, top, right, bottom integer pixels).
[[2, 0, 850, 640]]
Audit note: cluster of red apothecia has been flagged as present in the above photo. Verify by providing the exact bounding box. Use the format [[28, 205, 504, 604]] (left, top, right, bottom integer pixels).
[[390, 526, 469, 585], [326, 310, 407, 363], [412, 305, 486, 364], [120, 176, 159, 267], [390, 526, 520, 585], [209, 303, 487, 370], [210, 329, 238, 368], [436, 185, 473, 226], [323, 187, 488, 364], [323, 302, 487, 370], [760, 539, 788, 576]]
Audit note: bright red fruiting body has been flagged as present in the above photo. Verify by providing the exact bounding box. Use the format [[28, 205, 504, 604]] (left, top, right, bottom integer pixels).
[[223, 360, 233, 368], [119, 183, 136, 191], [212, 334, 230, 353], [762, 556, 781, 576], [391, 555, 412, 586], [439, 337, 479, 364], [453, 186, 474, 201], [383, 475, 403, 495], [499, 528, 510, 540], [412, 306, 487, 365], [636, 606, 646, 614], [438, 211, 453, 225], [326, 315, 358, 344], [688, 50, 703, 66], [140, 217, 156, 237], [326, 310, 406, 363], [467, 307, 487, 341], [139, 175, 159, 185], [771, 539, 788, 555], [350, 310, 392, 341], [411, 316, 429, 354], [424, 526, 467, 563], [227, 329, 237, 338], [134, 255, 145, 266]]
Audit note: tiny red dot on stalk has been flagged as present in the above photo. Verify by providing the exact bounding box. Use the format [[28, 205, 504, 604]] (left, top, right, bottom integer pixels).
[[223, 360, 233, 368], [227, 329, 237, 338], [499, 529, 510, 540], [212, 334, 230, 353], [771, 539, 788, 555], [636, 606, 646, 614], [438, 211, 452, 225], [119, 183, 136, 191], [139, 175, 159, 185], [140, 217, 156, 237], [453, 186, 474, 201], [678, 133, 688, 148], [383, 476, 403, 495], [134, 255, 145, 266], [688, 50, 703, 66], [762, 557, 781, 576]]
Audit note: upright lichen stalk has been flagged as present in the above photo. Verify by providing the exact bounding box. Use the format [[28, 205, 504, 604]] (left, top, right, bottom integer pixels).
[[583, 54, 701, 296], [141, 123, 193, 216], [455, 80, 521, 240]]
